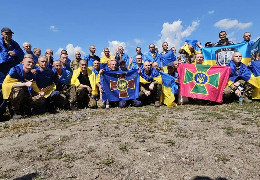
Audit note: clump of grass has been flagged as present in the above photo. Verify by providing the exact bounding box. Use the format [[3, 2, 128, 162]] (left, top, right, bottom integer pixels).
[[215, 154, 230, 163], [101, 156, 115, 166], [63, 153, 79, 163], [2, 123, 9, 129], [119, 144, 129, 152], [222, 126, 235, 136], [163, 140, 176, 147]]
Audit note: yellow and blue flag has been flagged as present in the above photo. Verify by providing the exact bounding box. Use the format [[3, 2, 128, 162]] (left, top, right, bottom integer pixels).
[[2, 64, 37, 99], [202, 42, 251, 66], [249, 61, 260, 99], [160, 72, 178, 107], [101, 70, 139, 101], [227, 60, 260, 90]]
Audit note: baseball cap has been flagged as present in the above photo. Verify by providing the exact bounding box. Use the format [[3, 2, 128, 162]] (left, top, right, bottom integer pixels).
[[1, 27, 14, 34]]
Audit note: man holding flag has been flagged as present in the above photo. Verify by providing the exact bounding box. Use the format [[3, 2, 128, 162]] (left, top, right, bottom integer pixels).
[[139, 61, 162, 107], [223, 52, 255, 103]]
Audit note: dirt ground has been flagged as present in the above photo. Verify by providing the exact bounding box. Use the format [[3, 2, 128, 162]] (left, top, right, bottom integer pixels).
[[0, 102, 259, 180]]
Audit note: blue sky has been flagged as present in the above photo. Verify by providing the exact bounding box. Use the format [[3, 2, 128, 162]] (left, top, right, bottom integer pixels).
[[1, 0, 259, 59]]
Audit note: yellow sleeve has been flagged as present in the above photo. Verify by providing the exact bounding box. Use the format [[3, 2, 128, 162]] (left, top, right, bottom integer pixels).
[[71, 68, 81, 87], [2, 75, 19, 99]]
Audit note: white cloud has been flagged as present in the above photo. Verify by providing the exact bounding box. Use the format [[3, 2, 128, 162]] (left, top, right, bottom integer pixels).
[[55, 44, 86, 59], [50, 25, 59, 32], [214, 19, 252, 30], [134, 38, 142, 44], [208, 10, 214, 14], [101, 40, 127, 57], [156, 20, 200, 52]]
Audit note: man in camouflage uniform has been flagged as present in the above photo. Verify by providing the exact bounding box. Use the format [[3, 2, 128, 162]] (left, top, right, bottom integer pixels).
[[53, 60, 73, 109], [223, 52, 253, 103], [2, 54, 44, 118], [70, 51, 82, 71]]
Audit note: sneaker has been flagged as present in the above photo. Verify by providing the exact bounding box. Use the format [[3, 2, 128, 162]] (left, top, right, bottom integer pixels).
[[243, 96, 252, 103], [154, 101, 160, 107], [70, 104, 78, 111], [12, 114, 22, 119]]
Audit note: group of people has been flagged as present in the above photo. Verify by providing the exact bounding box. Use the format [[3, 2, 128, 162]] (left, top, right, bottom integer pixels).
[[0, 27, 259, 119]]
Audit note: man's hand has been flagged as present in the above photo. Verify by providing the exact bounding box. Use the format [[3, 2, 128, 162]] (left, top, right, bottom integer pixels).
[[175, 78, 179, 83], [86, 86, 92, 93], [144, 90, 151, 96], [8, 51, 16, 56], [235, 89, 242, 97], [24, 80, 33, 87], [99, 87, 104, 93], [31, 69, 37, 74], [40, 88, 45, 97], [129, 57, 133, 64], [234, 81, 240, 87], [99, 69, 104, 75], [196, 41, 203, 49], [149, 83, 154, 90]]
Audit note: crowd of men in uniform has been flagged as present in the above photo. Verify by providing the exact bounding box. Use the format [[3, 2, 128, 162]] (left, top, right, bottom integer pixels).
[[0, 27, 259, 119]]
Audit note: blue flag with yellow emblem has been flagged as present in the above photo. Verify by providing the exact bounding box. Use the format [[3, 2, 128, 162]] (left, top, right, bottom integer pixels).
[[102, 70, 139, 101], [202, 42, 251, 66]]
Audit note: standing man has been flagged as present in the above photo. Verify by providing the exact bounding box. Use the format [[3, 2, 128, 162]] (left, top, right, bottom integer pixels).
[[214, 31, 234, 46], [45, 49, 54, 69], [144, 43, 161, 66], [100, 47, 114, 69], [128, 47, 144, 69], [84, 45, 100, 70], [70, 51, 82, 71], [115, 46, 130, 67], [33, 48, 41, 58], [242, 32, 254, 46], [160, 42, 176, 71], [23, 42, 38, 64], [0, 27, 24, 75], [59, 54, 72, 71]]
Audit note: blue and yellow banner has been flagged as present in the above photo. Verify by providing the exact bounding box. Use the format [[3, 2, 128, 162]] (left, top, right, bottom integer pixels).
[[102, 70, 139, 101], [160, 72, 178, 107], [249, 61, 260, 99], [202, 42, 251, 66]]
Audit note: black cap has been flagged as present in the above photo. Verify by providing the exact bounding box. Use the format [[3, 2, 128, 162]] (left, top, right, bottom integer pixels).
[[1, 27, 14, 34]]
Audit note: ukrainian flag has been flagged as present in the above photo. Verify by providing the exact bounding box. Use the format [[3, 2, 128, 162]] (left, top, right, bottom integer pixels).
[[202, 42, 251, 66], [227, 60, 260, 93], [249, 61, 260, 99], [2, 64, 37, 99], [160, 72, 178, 107]]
